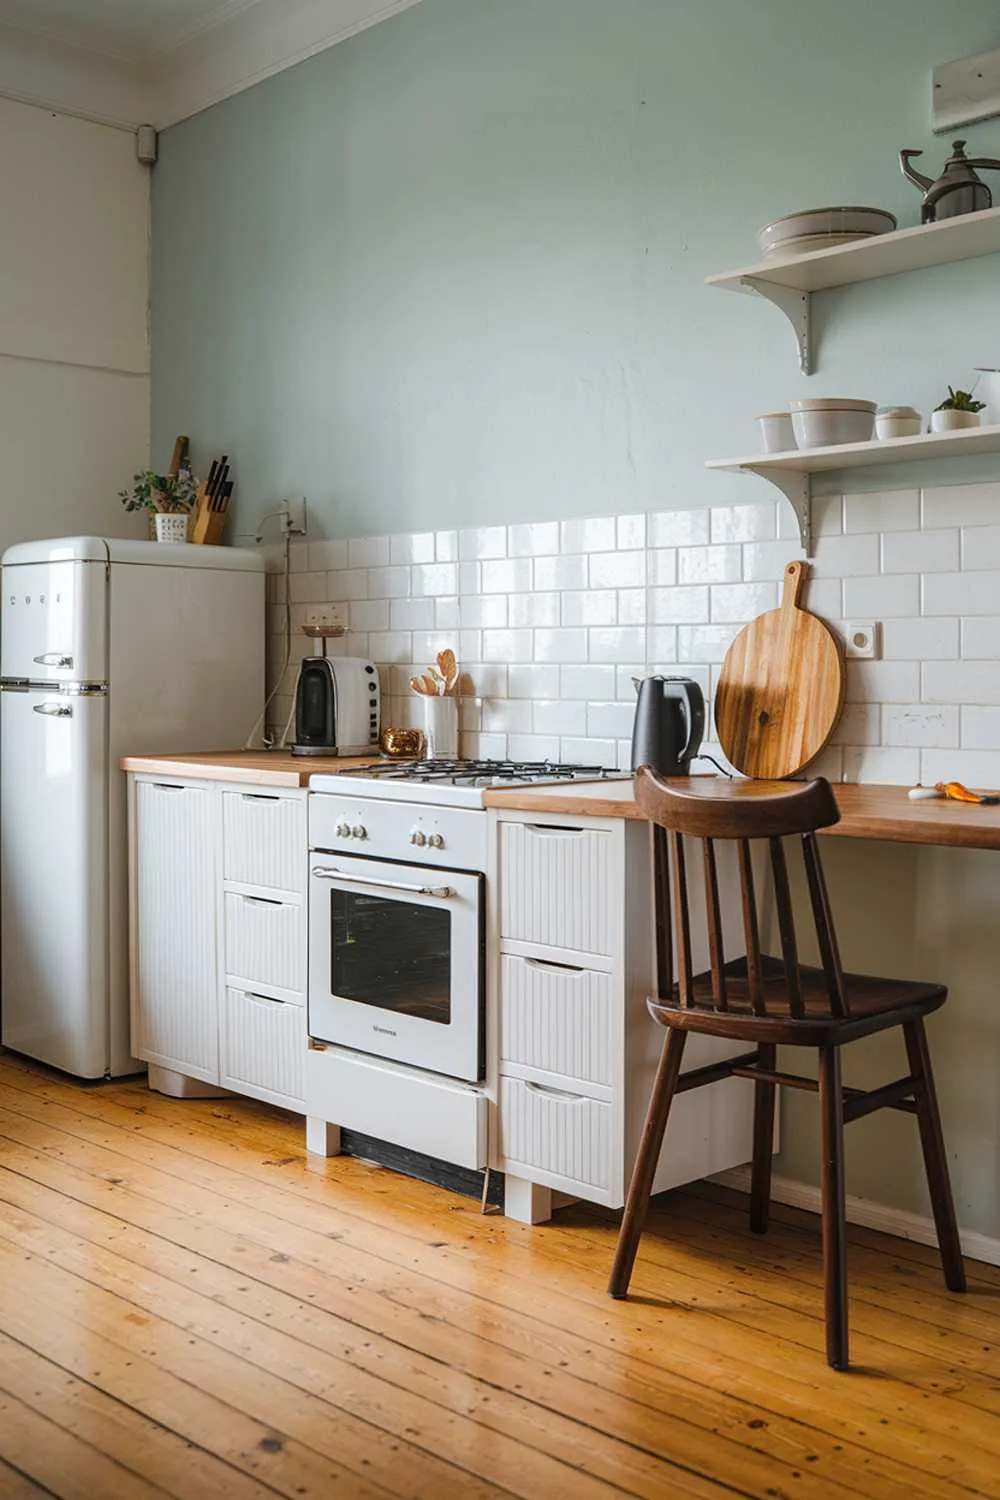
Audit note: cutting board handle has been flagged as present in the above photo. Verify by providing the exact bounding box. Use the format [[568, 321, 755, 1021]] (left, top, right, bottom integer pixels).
[[782, 559, 809, 612]]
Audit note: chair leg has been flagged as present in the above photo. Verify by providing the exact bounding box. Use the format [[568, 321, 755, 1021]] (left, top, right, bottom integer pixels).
[[903, 1018, 966, 1293], [750, 1043, 776, 1234], [818, 1044, 849, 1370], [608, 1028, 687, 1299]]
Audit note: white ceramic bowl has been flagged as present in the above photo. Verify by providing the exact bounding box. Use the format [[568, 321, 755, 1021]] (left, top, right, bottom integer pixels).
[[876, 406, 922, 440], [930, 408, 981, 433], [757, 206, 896, 257], [761, 230, 878, 260], [789, 397, 877, 413], [757, 412, 797, 453], [791, 407, 876, 448]]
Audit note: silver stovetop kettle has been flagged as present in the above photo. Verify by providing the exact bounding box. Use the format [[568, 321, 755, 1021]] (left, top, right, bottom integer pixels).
[[899, 138, 1000, 223]]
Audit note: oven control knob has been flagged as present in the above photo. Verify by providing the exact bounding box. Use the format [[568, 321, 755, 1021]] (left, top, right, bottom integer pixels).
[[409, 829, 426, 846], [352, 824, 367, 840], [427, 832, 444, 849], [335, 821, 352, 838]]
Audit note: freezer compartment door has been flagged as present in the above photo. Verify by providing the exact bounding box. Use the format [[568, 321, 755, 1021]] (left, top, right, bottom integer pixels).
[[1, 689, 109, 1076], [1, 559, 107, 684]]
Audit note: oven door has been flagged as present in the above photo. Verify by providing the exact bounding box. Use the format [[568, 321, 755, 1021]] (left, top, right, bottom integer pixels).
[[308, 851, 484, 1082]]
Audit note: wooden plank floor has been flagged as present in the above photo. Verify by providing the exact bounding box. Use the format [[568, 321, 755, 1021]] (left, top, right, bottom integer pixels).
[[0, 1052, 998, 1499]]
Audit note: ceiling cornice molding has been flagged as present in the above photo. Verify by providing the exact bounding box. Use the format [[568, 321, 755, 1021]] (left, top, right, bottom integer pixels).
[[150, 0, 424, 129], [0, 0, 424, 134], [0, 20, 147, 129]]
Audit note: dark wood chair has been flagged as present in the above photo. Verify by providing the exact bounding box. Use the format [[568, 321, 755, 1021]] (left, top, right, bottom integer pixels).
[[608, 769, 965, 1370]]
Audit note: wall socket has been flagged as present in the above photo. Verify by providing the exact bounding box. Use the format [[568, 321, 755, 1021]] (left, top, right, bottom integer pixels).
[[845, 621, 881, 659]]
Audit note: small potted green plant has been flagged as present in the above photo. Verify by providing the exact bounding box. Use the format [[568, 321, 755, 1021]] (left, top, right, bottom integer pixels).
[[119, 469, 198, 543], [930, 385, 985, 434]]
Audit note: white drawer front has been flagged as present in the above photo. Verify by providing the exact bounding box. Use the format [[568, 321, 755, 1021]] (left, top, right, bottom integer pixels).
[[225, 891, 304, 994], [501, 954, 616, 1087], [499, 1075, 615, 1192], [500, 821, 615, 955], [223, 791, 304, 892], [222, 988, 305, 1106]]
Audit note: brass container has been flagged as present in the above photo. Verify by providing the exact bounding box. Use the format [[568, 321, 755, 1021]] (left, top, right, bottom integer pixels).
[[380, 726, 426, 759]]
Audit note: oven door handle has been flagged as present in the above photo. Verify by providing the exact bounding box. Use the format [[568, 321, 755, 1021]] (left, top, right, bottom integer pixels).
[[311, 867, 454, 900]]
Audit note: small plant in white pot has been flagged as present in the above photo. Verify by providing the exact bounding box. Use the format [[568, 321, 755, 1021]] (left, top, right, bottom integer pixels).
[[119, 469, 198, 542], [930, 386, 985, 433]]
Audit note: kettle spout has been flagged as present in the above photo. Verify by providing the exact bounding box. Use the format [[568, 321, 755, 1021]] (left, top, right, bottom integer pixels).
[[899, 148, 933, 193]]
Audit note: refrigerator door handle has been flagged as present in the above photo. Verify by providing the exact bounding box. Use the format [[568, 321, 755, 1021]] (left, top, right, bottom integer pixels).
[[33, 701, 73, 718], [33, 652, 74, 669]]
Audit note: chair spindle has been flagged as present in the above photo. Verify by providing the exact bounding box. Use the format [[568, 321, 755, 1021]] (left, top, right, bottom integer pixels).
[[769, 835, 803, 1017], [802, 832, 848, 1018], [652, 824, 673, 1003], [737, 838, 766, 1016], [671, 830, 694, 1006], [702, 837, 728, 1009]]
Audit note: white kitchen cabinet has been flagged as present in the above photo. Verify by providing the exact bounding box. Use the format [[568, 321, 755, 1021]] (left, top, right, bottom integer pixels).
[[128, 773, 308, 1112], [490, 808, 757, 1222]]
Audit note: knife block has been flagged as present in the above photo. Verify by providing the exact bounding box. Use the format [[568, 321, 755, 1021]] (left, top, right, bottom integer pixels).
[[190, 487, 227, 545]]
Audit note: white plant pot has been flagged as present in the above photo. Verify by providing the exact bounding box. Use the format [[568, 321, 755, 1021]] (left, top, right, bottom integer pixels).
[[155, 512, 189, 543], [930, 408, 981, 433], [420, 694, 459, 760]]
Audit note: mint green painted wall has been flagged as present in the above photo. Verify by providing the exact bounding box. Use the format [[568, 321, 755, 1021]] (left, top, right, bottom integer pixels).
[[151, 0, 1000, 542]]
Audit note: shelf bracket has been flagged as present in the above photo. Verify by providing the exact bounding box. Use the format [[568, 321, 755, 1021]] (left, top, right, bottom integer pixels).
[[741, 466, 812, 555], [741, 278, 812, 375]]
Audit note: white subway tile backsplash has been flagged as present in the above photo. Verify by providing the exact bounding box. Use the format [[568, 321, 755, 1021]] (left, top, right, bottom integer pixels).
[[711, 504, 775, 544], [348, 536, 389, 569], [508, 521, 559, 557], [650, 586, 709, 624], [561, 516, 616, 553], [535, 553, 588, 591], [923, 571, 1000, 615], [882, 617, 958, 660], [508, 664, 560, 698], [460, 526, 507, 560], [561, 589, 617, 626], [881, 529, 959, 574], [961, 617, 1000, 657], [844, 490, 919, 534], [961, 524, 1000, 570], [534, 627, 589, 663], [266, 492, 1000, 785], [922, 481, 1000, 530], [678, 544, 741, 584], [842, 573, 919, 618], [510, 591, 560, 627], [648, 508, 710, 547], [924, 661, 1000, 705], [588, 626, 644, 662], [882, 704, 958, 749], [710, 582, 777, 623], [589, 550, 646, 588]]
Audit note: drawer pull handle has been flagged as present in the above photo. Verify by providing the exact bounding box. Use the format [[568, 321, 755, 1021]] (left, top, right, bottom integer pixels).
[[524, 957, 584, 974], [241, 894, 282, 907], [245, 992, 285, 1007], [524, 824, 586, 837], [240, 793, 281, 802], [151, 782, 185, 792], [523, 1081, 588, 1103]]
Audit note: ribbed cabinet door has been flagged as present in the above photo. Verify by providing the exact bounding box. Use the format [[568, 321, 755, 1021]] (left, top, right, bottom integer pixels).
[[500, 822, 614, 954], [222, 988, 305, 1106], [500, 955, 615, 1086], [223, 792, 305, 893], [224, 893, 304, 994], [135, 782, 218, 1077], [500, 1077, 614, 1192]]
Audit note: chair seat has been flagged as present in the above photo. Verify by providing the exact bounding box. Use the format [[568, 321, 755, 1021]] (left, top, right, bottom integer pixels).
[[648, 954, 947, 1045]]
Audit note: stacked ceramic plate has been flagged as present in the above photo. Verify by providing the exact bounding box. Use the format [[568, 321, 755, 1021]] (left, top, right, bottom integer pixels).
[[790, 397, 876, 448], [757, 207, 896, 260]]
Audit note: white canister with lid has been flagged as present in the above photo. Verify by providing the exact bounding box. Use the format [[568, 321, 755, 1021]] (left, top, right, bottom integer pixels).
[[875, 406, 922, 440], [756, 412, 797, 454]]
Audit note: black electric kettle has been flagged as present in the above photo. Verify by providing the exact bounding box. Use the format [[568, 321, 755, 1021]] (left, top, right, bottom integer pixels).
[[631, 676, 705, 776]]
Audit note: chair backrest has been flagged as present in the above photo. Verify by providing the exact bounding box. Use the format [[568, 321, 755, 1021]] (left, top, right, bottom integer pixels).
[[634, 769, 845, 1019]]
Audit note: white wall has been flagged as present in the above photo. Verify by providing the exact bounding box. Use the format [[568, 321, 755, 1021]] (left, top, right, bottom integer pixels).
[[0, 98, 149, 555]]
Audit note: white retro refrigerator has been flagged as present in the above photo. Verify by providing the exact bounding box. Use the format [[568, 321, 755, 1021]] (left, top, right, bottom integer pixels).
[[0, 537, 265, 1078]]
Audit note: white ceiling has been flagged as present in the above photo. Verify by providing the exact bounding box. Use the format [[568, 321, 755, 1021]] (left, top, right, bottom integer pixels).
[[0, 0, 253, 62]]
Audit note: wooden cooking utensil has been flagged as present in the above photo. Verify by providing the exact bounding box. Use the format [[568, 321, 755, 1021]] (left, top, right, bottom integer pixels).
[[437, 648, 458, 693], [714, 560, 845, 780]]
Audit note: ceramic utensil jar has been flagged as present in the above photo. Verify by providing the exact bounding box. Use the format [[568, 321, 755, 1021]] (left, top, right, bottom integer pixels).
[[421, 694, 459, 759]]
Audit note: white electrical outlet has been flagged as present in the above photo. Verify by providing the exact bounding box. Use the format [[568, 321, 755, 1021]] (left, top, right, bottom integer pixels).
[[845, 621, 881, 660], [282, 495, 307, 535]]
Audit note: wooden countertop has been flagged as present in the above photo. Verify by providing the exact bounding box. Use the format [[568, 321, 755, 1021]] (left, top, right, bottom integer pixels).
[[120, 750, 381, 788], [483, 776, 1000, 851]]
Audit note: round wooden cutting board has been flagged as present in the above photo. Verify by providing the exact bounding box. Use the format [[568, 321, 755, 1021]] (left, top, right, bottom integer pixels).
[[715, 560, 845, 780]]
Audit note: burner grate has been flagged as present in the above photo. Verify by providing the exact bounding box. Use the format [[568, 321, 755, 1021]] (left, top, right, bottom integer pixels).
[[341, 758, 623, 786]]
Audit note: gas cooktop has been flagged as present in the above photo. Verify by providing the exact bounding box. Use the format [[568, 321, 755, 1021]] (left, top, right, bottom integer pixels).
[[309, 758, 630, 808]]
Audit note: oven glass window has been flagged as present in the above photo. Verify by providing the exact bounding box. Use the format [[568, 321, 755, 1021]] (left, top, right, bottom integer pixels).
[[329, 890, 451, 1024]]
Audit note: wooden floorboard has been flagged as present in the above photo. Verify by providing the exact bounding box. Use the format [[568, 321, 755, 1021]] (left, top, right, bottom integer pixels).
[[0, 1053, 997, 1499]]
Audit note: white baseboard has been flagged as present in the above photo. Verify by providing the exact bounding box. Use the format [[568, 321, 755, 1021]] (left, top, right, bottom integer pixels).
[[711, 1166, 1000, 1269]]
